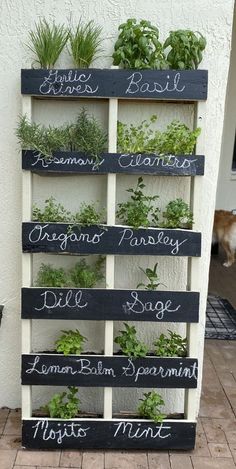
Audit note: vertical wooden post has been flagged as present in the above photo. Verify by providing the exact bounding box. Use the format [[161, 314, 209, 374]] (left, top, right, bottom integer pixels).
[[21, 96, 33, 419], [103, 72, 118, 419], [185, 101, 206, 420]]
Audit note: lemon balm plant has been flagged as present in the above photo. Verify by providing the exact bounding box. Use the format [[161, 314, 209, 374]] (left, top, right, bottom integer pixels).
[[27, 19, 69, 68]]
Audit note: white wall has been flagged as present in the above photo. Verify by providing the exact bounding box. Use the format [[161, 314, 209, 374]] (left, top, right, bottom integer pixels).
[[0, 0, 234, 415], [216, 9, 236, 210]]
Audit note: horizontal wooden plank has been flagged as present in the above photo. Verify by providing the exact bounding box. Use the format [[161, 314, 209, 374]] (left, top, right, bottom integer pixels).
[[22, 418, 196, 449], [21, 288, 199, 322], [22, 151, 205, 176], [22, 223, 201, 256], [21, 354, 198, 388], [21, 69, 207, 101]]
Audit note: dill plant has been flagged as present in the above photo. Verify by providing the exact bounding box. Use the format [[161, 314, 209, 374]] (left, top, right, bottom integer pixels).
[[27, 19, 69, 68]]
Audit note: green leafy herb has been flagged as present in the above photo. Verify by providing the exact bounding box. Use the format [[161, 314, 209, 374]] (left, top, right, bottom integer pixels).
[[55, 330, 87, 355], [164, 30, 206, 70], [114, 323, 148, 359], [69, 20, 103, 68], [117, 117, 201, 155], [17, 110, 107, 161], [35, 264, 68, 287], [27, 19, 69, 68], [137, 262, 166, 290], [138, 391, 166, 423], [32, 196, 72, 223], [157, 121, 201, 155], [161, 198, 193, 229], [112, 18, 168, 69], [68, 257, 104, 288], [153, 330, 187, 357], [116, 177, 160, 229], [35, 257, 104, 288], [42, 386, 80, 419], [32, 197, 105, 226]]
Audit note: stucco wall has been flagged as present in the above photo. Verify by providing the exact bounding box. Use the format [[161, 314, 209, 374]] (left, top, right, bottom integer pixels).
[[0, 0, 234, 415], [216, 10, 236, 210]]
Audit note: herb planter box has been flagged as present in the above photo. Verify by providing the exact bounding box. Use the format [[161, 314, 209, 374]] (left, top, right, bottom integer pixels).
[[22, 223, 201, 256], [22, 418, 196, 449], [22, 354, 198, 388], [21, 287, 199, 322], [21, 69, 208, 101], [22, 150, 205, 176]]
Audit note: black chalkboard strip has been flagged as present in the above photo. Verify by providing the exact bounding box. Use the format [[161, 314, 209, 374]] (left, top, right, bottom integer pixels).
[[21, 287, 199, 322], [22, 418, 196, 449], [21, 354, 198, 388], [22, 151, 205, 176], [22, 223, 201, 257], [21, 69, 208, 101]]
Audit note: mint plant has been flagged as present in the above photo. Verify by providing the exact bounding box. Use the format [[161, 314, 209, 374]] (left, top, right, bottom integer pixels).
[[161, 198, 193, 229], [164, 30, 206, 70], [112, 18, 168, 69], [42, 386, 80, 419], [153, 330, 187, 357], [55, 330, 87, 355], [137, 262, 166, 290], [116, 177, 160, 229], [138, 391, 166, 423], [114, 323, 148, 359]]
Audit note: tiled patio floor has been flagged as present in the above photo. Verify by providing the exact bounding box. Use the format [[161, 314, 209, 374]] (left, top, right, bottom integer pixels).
[[0, 339, 236, 468]]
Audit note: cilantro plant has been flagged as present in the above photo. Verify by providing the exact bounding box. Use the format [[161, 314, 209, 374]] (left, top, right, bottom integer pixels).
[[153, 330, 187, 357], [161, 198, 193, 229], [157, 121, 201, 155], [42, 386, 80, 419], [35, 264, 68, 288], [116, 177, 160, 229], [114, 323, 148, 359], [117, 117, 201, 155], [55, 329, 87, 355], [117, 115, 160, 153], [164, 30, 206, 69], [137, 262, 166, 290], [138, 391, 166, 423], [112, 18, 168, 69]]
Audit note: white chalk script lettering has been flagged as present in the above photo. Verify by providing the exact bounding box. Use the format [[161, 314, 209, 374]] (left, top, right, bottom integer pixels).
[[118, 228, 187, 255], [113, 421, 171, 439], [28, 224, 105, 250], [125, 72, 185, 95], [32, 420, 90, 444], [35, 289, 88, 312], [39, 70, 98, 95], [25, 356, 116, 378], [124, 291, 181, 319], [118, 154, 197, 170], [31, 152, 104, 171], [121, 358, 198, 383]]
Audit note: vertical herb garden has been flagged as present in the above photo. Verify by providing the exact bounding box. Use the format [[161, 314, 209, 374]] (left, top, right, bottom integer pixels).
[[21, 17, 207, 449]]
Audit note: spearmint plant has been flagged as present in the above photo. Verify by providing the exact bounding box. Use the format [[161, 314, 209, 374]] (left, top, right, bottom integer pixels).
[[114, 323, 148, 359]]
